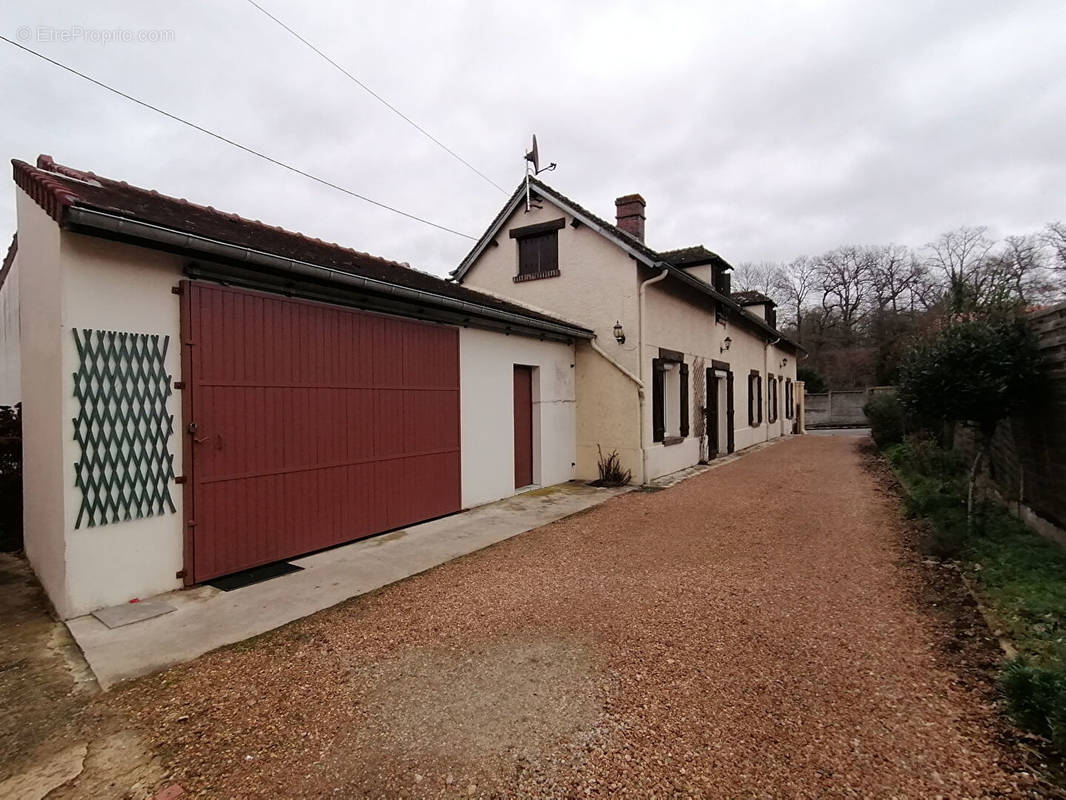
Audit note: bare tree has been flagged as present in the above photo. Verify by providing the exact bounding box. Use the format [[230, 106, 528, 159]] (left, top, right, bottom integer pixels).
[[868, 244, 924, 312], [1044, 221, 1066, 272], [980, 234, 1055, 308], [731, 261, 782, 300], [923, 226, 995, 312], [817, 246, 873, 344], [773, 256, 817, 337]]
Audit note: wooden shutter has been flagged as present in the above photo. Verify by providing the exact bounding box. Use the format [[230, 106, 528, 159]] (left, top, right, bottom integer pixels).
[[748, 374, 755, 426], [679, 362, 689, 437], [517, 232, 558, 276], [726, 371, 735, 453], [652, 358, 665, 442]]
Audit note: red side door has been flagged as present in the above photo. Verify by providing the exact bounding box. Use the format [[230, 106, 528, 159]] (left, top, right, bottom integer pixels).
[[513, 365, 533, 489]]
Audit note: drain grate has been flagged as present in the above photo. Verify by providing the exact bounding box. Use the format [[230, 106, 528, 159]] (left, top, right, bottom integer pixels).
[[206, 561, 303, 592]]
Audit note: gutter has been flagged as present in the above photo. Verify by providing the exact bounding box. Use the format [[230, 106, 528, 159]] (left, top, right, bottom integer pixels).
[[64, 206, 593, 342], [639, 267, 670, 484]]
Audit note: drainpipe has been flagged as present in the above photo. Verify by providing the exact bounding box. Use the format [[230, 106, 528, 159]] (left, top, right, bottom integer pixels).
[[764, 336, 780, 442], [638, 267, 669, 483]]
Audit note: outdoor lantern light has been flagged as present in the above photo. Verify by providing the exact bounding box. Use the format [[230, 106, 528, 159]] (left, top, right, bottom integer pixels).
[[720, 336, 732, 353], [613, 320, 626, 344], [780, 357, 788, 368]]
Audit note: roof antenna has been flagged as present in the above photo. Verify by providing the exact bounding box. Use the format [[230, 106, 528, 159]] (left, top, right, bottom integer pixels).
[[524, 134, 556, 211]]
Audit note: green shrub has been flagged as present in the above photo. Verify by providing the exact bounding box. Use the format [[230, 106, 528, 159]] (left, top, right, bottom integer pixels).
[[1001, 660, 1066, 751], [864, 393, 904, 449], [796, 366, 827, 394]]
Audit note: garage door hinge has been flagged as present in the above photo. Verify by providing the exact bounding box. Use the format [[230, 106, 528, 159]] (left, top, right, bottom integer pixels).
[[171, 285, 183, 295], [174, 475, 186, 484], [186, 520, 197, 527], [175, 569, 186, 579], [173, 381, 185, 390]]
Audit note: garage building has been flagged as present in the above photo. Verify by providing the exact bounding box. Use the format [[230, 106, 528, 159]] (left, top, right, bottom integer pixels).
[[0, 156, 591, 618]]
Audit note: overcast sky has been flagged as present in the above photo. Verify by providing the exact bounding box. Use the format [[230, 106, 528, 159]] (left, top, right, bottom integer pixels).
[[2, 1, 1064, 276]]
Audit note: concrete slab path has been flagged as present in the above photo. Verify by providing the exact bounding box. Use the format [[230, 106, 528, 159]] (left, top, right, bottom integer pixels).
[[67, 481, 630, 688]]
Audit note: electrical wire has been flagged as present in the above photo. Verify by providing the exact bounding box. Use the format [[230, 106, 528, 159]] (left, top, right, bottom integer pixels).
[[245, 0, 508, 194], [0, 34, 477, 240]]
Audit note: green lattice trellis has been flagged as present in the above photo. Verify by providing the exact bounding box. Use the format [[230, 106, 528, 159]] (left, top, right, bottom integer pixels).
[[73, 329, 176, 528]]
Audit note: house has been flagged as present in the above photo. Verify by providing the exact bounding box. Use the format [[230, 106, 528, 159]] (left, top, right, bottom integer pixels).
[[0, 156, 804, 620], [0, 156, 593, 618], [451, 176, 804, 484]]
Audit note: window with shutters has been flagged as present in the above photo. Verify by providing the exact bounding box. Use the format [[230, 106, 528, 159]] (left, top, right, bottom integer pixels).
[[510, 218, 564, 282], [768, 375, 778, 423], [748, 370, 763, 426], [652, 350, 688, 444], [785, 378, 793, 419]]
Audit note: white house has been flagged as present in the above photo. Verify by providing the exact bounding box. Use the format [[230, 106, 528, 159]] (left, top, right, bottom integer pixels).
[[451, 176, 804, 484], [0, 157, 804, 619], [0, 156, 590, 618]]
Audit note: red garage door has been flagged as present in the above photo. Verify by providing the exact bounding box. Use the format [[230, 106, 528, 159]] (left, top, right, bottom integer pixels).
[[180, 282, 461, 583]]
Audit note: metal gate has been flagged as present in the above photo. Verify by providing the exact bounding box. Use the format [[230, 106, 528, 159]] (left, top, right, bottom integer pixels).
[[180, 282, 461, 583]]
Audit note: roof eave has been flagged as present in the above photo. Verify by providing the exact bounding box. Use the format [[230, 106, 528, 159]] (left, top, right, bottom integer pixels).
[[62, 205, 593, 342]]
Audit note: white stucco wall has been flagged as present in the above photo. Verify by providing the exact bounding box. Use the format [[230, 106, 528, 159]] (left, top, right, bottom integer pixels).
[[457, 194, 799, 485], [0, 246, 19, 406], [18, 193, 67, 612], [641, 278, 798, 481], [459, 327, 576, 508], [59, 234, 186, 617], [458, 196, 641, 376]]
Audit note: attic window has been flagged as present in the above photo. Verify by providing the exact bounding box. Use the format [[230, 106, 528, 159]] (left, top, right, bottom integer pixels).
[[510, 218, 564, 282]]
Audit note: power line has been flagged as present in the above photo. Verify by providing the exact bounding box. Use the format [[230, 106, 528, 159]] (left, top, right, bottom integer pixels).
[[245, 0, 508, 194], [0, 35, 477, 240]]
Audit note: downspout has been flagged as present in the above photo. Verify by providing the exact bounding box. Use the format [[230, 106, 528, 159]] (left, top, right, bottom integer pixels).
[[764, 336, 780, 442], [639, 267, 669, 483]]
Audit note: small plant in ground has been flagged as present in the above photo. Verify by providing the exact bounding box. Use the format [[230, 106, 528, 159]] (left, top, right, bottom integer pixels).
[[1000, 660, 1066, 752], [864, 393, 905, 449], [595, 445, 632, 486]]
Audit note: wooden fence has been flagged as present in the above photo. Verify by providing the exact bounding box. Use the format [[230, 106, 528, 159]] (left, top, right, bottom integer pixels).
[[959, 302, 1066, 536]]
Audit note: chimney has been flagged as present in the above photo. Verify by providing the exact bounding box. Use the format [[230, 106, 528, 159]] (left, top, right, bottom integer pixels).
[[615, 194, 646, 242]]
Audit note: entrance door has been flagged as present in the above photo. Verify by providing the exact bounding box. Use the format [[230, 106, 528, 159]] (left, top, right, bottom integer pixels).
[[513, 365, 534, 488], [726, 370, 735, 453], [705, 367, 719, 458], [706, 368, 732, 458], [181, 282, 461, 583]]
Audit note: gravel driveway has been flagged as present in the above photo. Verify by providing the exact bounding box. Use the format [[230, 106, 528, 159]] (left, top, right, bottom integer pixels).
[[110, 435, 1034, 798]]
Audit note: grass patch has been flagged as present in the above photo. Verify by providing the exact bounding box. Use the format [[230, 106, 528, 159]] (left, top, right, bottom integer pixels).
[[885, 438, 1066, 754]]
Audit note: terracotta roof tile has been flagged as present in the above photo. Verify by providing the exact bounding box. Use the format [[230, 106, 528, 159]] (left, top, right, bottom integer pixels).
[[11, 156, 589, 334]]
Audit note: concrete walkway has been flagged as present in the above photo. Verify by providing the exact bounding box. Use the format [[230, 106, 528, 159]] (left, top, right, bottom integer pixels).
[[66, 481, 630, 688]]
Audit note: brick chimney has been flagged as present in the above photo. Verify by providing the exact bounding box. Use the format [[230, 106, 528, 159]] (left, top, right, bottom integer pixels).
[[615, 194, 646, 242]]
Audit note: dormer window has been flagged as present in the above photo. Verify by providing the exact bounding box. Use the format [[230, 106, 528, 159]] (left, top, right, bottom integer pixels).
[[510, 218, 565, 282]]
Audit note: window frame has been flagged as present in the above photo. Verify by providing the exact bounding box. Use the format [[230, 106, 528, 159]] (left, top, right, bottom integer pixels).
[[748, 370, 763, 427], [652, 348, 687, 444], [510, 218, 565, 282]]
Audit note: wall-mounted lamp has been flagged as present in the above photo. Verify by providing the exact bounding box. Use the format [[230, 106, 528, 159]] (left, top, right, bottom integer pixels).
[[613, 320, 626, 344], [780, 357, 788, 368], [720, 336, 732, 353]]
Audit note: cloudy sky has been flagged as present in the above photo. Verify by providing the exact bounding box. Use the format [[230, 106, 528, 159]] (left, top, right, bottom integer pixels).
[[1, 1, 1064, 276]]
